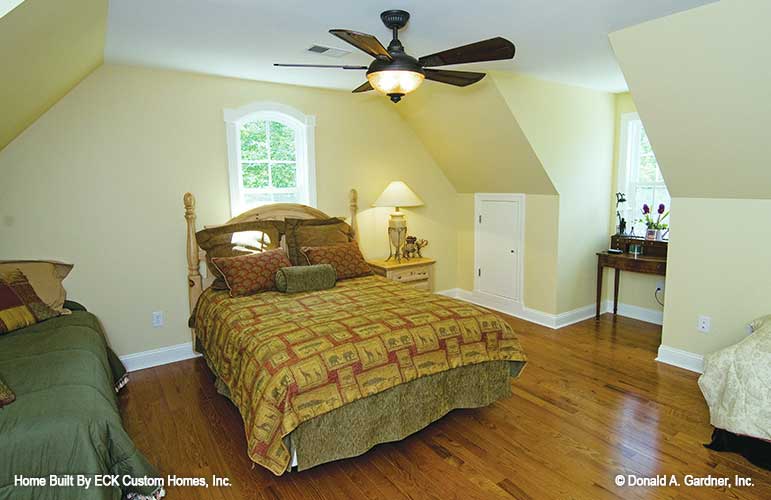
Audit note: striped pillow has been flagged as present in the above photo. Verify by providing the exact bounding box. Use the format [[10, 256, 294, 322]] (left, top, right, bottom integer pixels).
[[0, 269, 59, 335]]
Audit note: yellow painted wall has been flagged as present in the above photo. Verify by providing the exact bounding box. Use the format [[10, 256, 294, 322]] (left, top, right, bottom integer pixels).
[[604, 93, 663, 313], [0, 64, 461, 356], [611, 0, 771, 355], [522, 195, 560, 314], [662, 198, 771, 354], [396, 77, 556, 195], [493, 72, 615, 313], [0, 0, 107, 150], [610, 0, 771, 200], [455, 194, 475, 292]]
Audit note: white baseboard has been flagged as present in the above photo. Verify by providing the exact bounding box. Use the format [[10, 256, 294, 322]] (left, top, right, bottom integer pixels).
[[656, 345, 704, 373], [436, 289, 595, 329], [437, 289, 663, 329], [120, 341, 200, 372], [602, 300, 663, 325]]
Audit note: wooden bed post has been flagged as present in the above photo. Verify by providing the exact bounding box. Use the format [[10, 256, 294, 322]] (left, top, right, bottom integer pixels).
[[349, 189, 359, 242], [184, 192, 202, 349]]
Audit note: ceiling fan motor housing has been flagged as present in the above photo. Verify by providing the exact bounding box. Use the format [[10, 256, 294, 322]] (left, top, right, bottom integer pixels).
[[380, 10, 410, 30]]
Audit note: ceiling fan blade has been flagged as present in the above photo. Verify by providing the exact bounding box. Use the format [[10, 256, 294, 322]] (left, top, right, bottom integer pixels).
[[274, 63, 368, 70], [419, 37, 515, 67], [329, 29, 392, 60], [352, 81, 373, 93], [424, 69, 486, 87]]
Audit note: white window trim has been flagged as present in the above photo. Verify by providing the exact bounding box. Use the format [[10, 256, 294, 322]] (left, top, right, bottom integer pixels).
[[224, 102, 316, 216]]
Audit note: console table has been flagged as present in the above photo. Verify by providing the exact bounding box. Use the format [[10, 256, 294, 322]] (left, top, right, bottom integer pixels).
[[595, 236, 667, 320]]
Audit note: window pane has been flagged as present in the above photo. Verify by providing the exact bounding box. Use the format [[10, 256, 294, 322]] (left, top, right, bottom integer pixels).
[[635, 186, 655, 214], [269, 121, 296, 161], [640, 128, 653, 155], [273, 192, 299, 203], [271, 162, 297, 188], [240, 121, 267, 161], [242, 162, 269, 188], [243, 192, 274, 206], [638, 154, 658, 183]]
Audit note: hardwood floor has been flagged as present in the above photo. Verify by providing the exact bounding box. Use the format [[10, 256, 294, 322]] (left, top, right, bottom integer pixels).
[[120, 313, 771, 499]]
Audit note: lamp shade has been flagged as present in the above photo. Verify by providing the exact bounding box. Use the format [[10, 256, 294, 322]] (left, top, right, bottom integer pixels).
[[373, 181, 424, 209]]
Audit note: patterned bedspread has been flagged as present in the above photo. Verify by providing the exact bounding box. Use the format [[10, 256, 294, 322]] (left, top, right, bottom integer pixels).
[[194, 275, 526, 474]]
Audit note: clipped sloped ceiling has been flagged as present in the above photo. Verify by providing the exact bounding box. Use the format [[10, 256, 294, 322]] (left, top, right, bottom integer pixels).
[[0, 0, 107, 150], [396, 77, 556, 195], [609, 0, 771, 199]]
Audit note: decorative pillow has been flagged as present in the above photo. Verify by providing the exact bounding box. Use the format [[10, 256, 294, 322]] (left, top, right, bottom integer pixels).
[[285, 218, 353, 266], [211, 249, 291, 297], [0, 260, 73, 315], [0, 270, 60, 334], [0, 374, 14, 408], [275, 264, 337, 293], [301, 241, 372, 280], [196, 221, 283, 286]]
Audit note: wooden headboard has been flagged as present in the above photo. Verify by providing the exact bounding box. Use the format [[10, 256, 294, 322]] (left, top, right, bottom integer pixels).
[[183, 189, 359, 327]]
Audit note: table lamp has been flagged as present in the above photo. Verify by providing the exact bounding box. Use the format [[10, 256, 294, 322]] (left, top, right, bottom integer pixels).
[[373, 181, 424, 262]]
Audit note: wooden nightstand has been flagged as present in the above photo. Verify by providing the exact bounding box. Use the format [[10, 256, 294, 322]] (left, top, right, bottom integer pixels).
[[367, 257, 436, 291]]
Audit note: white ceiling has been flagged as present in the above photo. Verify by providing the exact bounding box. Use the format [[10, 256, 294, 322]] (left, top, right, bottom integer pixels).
[[105, 0, 715, 93]]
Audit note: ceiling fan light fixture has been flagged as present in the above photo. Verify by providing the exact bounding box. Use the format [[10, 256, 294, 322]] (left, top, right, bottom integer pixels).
[[366, 69, 425, 99]]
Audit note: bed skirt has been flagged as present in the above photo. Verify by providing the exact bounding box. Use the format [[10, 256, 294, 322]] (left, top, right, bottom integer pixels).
[[203, 345, 524, 472], [287, 359, 523, 471], [705, 428, 771, 470]]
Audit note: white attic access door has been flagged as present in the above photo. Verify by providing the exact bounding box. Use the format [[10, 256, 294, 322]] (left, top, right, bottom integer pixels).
[[474, 194, 525, 303]]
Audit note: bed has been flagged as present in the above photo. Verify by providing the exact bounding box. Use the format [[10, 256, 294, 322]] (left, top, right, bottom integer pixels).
[[0, 302, 162, 500], [183, 190, 527, 475], [699, 314, 771, 469]]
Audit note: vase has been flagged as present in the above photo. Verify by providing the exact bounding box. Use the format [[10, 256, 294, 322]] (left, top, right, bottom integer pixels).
[[645, 228, 657, 241], [655, 229, 663, 241]]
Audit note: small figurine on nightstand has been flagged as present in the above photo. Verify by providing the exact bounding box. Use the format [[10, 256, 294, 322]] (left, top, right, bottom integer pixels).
[[403, 236, 429, 259]]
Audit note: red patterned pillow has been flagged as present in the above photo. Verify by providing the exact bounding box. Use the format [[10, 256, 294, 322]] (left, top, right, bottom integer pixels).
[[301, 241, 372, 280], [211, 249, 291, 297]]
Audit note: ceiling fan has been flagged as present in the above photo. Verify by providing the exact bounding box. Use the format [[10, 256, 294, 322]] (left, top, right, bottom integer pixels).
[[275, 9, 516, 103]]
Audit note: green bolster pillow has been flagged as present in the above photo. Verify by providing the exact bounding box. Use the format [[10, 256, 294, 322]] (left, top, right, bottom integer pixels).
[[275, 264, 336, 293]]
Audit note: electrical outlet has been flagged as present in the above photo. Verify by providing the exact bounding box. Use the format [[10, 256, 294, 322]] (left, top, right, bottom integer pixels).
[[152, 311, 164, 328], [697, 315, 711, 333]]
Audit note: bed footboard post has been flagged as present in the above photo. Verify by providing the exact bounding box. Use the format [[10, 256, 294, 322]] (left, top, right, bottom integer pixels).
[[184, 192, 202, 350], [349, 189, 359, 242]]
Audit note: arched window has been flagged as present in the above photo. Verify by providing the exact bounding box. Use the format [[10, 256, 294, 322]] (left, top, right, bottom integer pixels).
[[224, 102, 316, 216]]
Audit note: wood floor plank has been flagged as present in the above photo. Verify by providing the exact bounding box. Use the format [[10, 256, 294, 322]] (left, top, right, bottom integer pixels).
[[120, 313, 771, 499]]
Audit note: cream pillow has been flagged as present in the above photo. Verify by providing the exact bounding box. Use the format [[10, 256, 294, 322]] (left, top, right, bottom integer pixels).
[[0, 260, 73, 315]]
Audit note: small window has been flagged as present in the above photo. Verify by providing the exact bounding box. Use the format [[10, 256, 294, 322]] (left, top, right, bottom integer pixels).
[[617, 113, 671, 236], [225, 103, 316, 216]]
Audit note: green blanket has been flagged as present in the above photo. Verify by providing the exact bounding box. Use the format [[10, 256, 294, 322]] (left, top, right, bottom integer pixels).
[[0, 310, 160, 500]]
